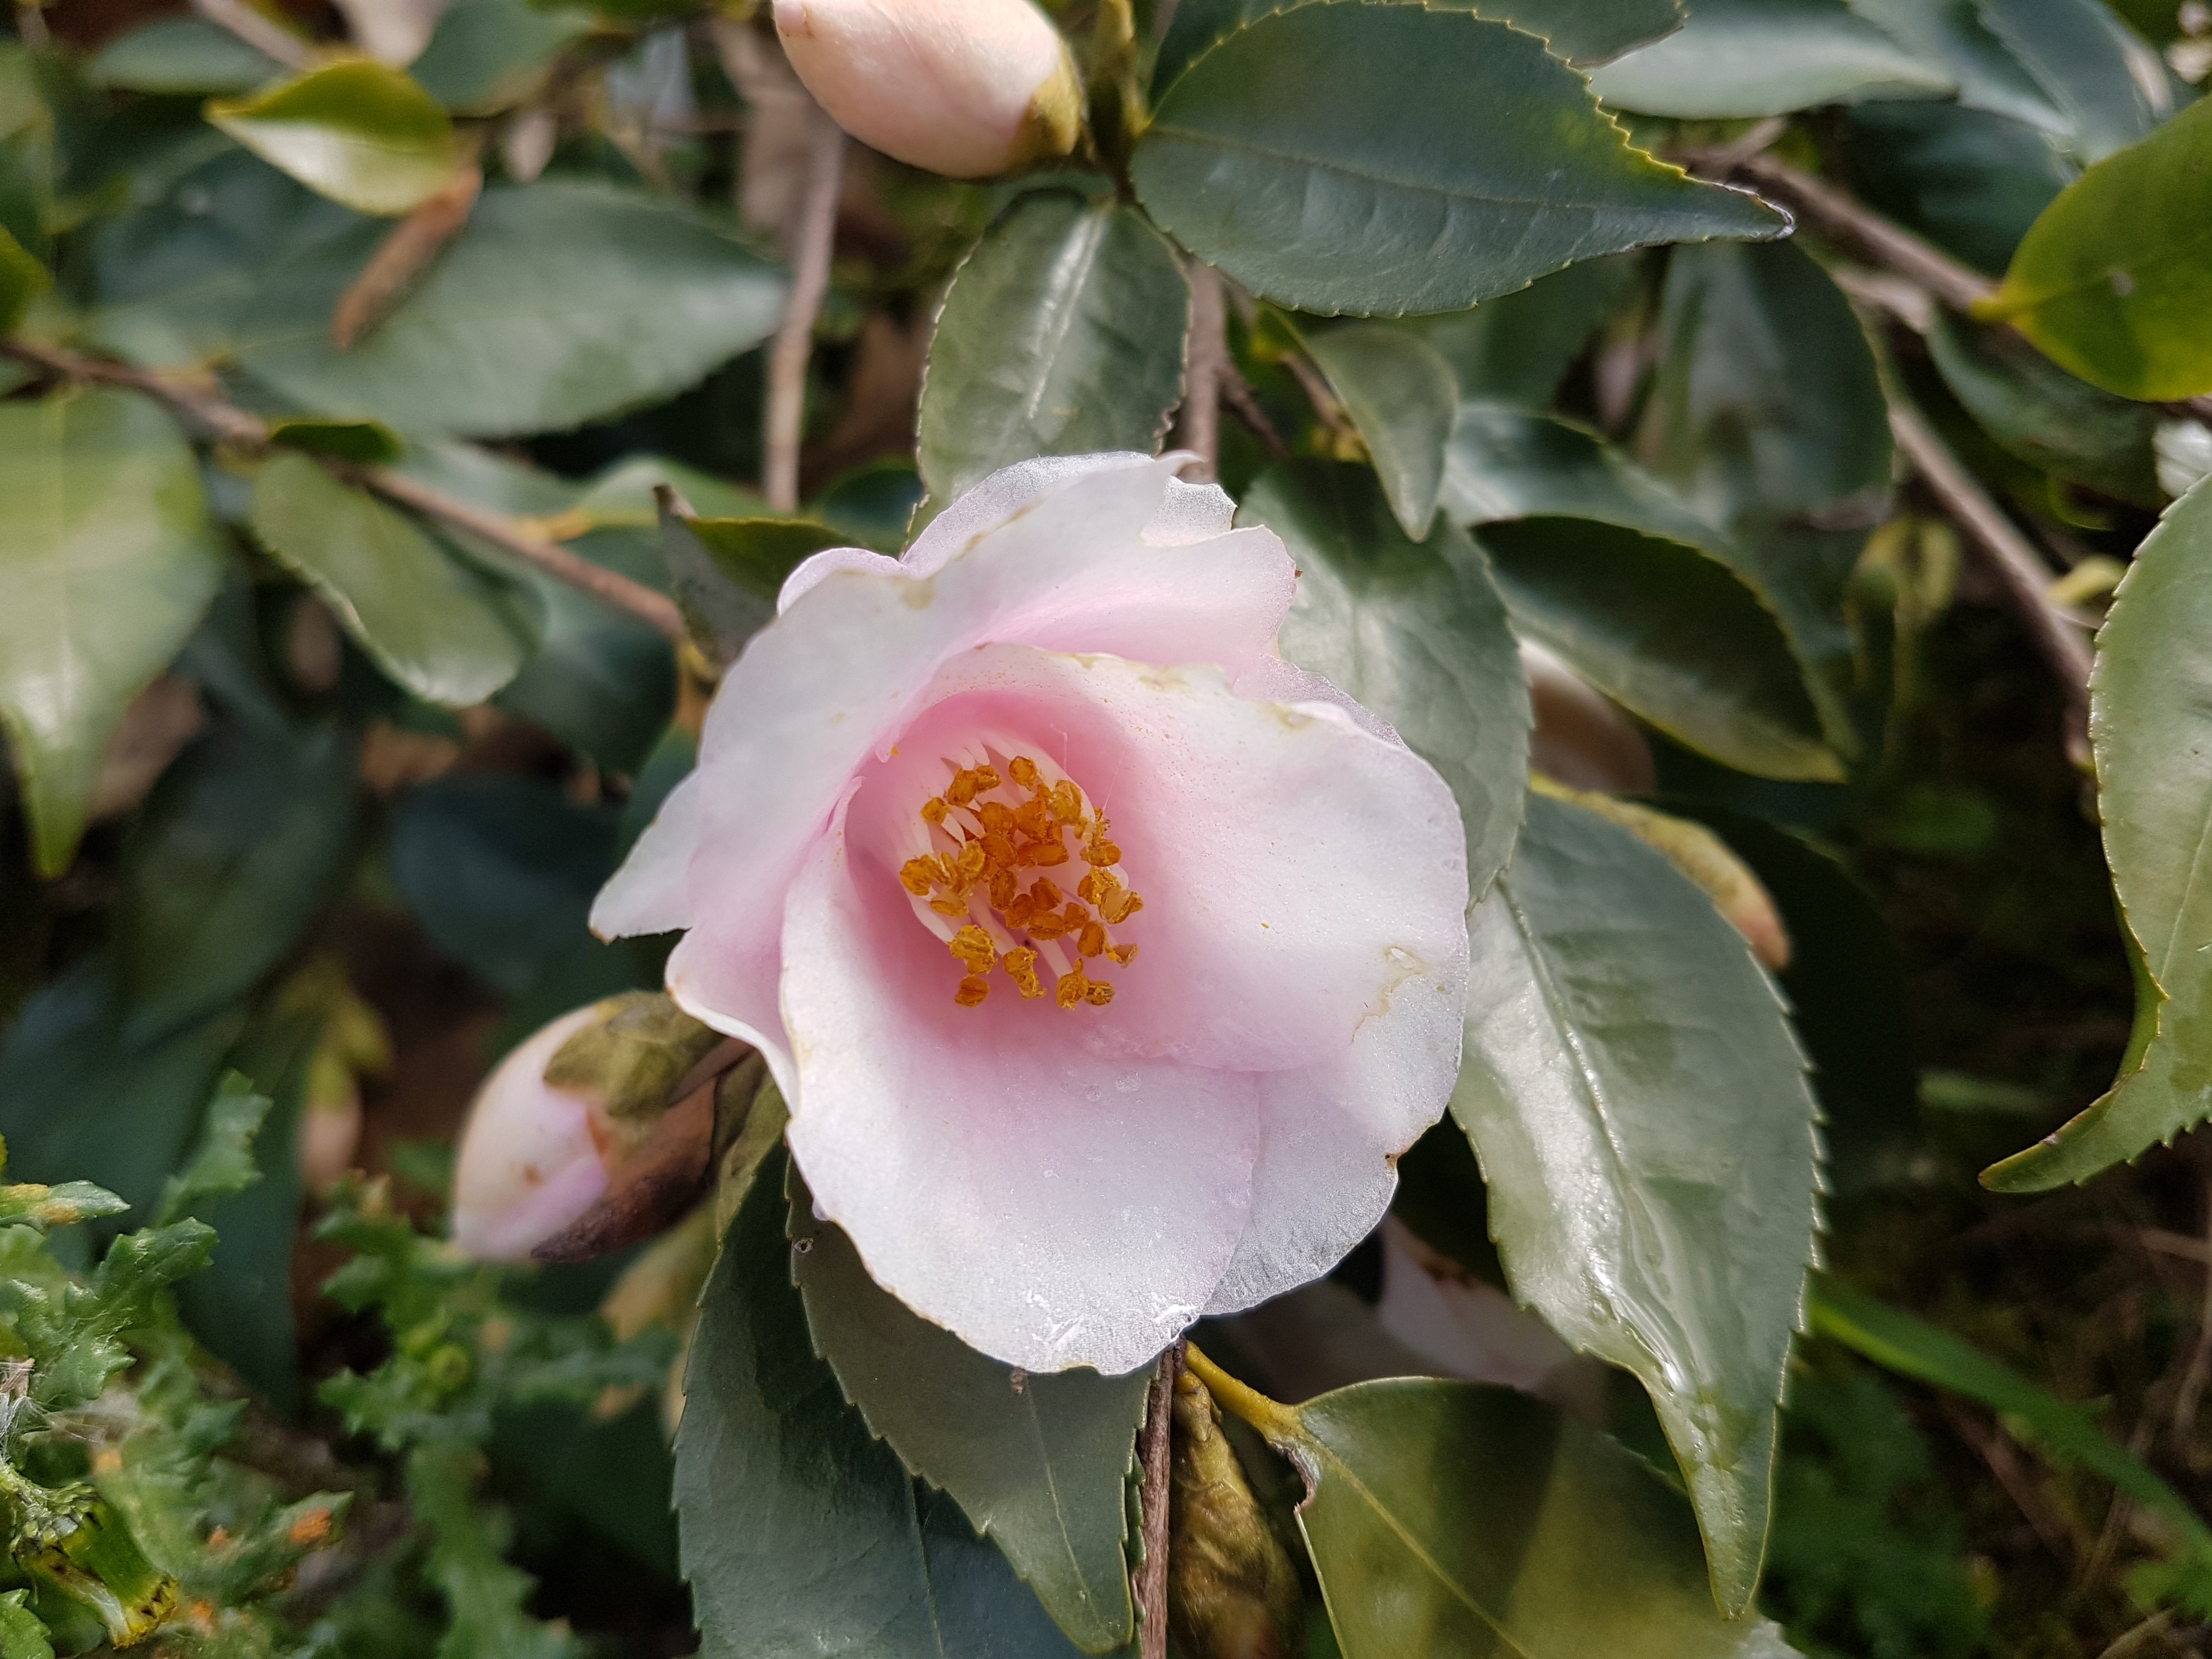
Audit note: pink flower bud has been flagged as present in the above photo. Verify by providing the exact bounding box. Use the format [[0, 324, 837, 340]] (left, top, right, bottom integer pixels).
[[450, 1006, 614, 1261], [773, 0, 1084, 179]]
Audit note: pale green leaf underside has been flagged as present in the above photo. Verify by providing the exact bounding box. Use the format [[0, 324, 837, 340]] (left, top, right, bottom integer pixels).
[[1588, 0, 1954, 119]]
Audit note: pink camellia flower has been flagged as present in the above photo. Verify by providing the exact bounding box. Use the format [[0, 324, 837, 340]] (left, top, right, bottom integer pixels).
[[773, 0, 1084, 179], [451, 1005, 616, 1261], [595, 455, 1471, 1374]]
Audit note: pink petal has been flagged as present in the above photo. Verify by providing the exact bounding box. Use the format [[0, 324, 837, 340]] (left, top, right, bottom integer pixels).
[[637, 458, 1292, 1062], [450, 1006, 612, 1261], [780, 796, 1261, 1374]]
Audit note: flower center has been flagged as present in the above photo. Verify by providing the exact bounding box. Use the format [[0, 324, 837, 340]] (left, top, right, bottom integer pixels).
[[895, 742, 1144, 1011]]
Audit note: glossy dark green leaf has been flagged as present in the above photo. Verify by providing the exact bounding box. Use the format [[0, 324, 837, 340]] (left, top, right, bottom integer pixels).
[[266, 416, 405, 465], [495, 551, 675, 776], [1253, 1370, 1800, 1654], [1404, 253, 1639, 411], [1986, 482, 2212, 1190], [249, 452, 534, 707], [1131, 2, 1784, 318], [1639, 240, 1891, 753], [1306, 325, 1458, 539], [1588, 0, 1953, 118], [388, 774, 619, 997], [1847, 0, 2069, 131], [225, 182, 787, 438], [0, 388, 224, 877], [1810, 1275, 2212, 1550], [675, 1152, 1113, 1659], [789, 1180, 1149, 1653], [1977, 0, 2172, 162], [410, 0, 594, 114], [918, 193, 1188, 505], [1839, 100, 2076, 277], [1246, 461, 1531, 902], [1929, 312, 2161, 505], [1443, 404, 1723, 550], [1479, 515, 1841, 781], [1452, 793, 1822, 1610], [662, 510, 845, 666], [206, 57, 460, 217], [88, 17, 281, 94], [117, 715, 358, 1044], [1153, 0, 1685, 87], [1982, 97, 2212, 401]]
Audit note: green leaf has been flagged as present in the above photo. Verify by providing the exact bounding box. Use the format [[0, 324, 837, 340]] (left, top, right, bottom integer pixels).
[[789, 1176, 1149, 1654], [0, 389, 224, 877], [0, 220, 49, 337], [206, 56, 460, 217], [661, 506, 845, 667], [494, 555, 674, 775], [1982, 96, 2212, 401], [0, 1180, 128, 1232], [917, 193, 1188, 506], [1154, 0, 1685, 88], [1222, 1365, 1800, 1655], [0, 1589, 55, 1659], [1404, 253, 1640, 411], [1976, 0, 2172, 163], [88, 17, 281, 95], [1130, 2, 1784, 318], [1839, 100, 2075, 277], [249, 452, 534, 707], [1985, 481, 2212, 1189], [1638, 239, 1891, 754], [266, 415, 405, 465], [227, 181, 787, 438], [1928, 311, 2161, 506], [152, 1072, 270, 1228], [408, 1445, 578, 1659], [675, 1150, 1110, 1659], [117, 714, 359, 1043], [1847, 0, 2070, 132], [1479, 514, 1842, 782], [1244, 461, 1530, 901], [1588, 0, 1954, 117], [1443, 404, 1724, 549], [410, 0, 594, 115], [1451, 792, 1822, 1612], [1305, 325, 1458, 539], [1809, 1274, 2212, 1552]]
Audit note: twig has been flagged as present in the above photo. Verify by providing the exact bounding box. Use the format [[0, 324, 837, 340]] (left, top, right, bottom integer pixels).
[[1888, 398, 2094, 767], [1175, 262, 1226, 482], [365, 469, 685, 639], [1942, 1399, 2080, 1565], [2095, 1610, 2175, 1659], [1689, 150, 1995, 314], [1135, 1342, 1183, 1659], [1220, 368, 1289, 461], [764, 114, 845, 512], [331, 162, 482, 351], [4, 339, 686, 642], [190, 0, 315, 69]]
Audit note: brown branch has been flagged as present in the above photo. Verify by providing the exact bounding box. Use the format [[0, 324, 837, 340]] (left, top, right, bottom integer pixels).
[[190, 0, 314, 69], [764, 114, 845, 512], [1220, 368, 1289, 461], [4, 339, 686, 642], [1889, 399, 2094, 767], [1175, 262, 1226, 482], [332, 163, 482, 351], [1135, 1341, 1184, 1659]]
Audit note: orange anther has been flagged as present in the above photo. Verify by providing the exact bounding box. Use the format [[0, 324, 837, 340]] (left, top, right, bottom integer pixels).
[[1027, 911, 1069, 940], [1003, 947, 1044, 998], [1051, 781, 1084, 823], [1008, 755, 1041, 788], [972, 765, 1000, 792], [920, 797, 948, 825], [1083, 840, 1122, 867], [1025, 838, 1069, 867], [949, 925, 996, 968], [946, 769, 980, 806], [979, 801, 1014, 834], [1084, 980, 1115, 1006], [956, 842, 987, 881], [1056, 970, 1088, 1009], [1029, 878, 1063, 909], [988, 869, 1017, 909], [983, 833, 1018, 870], [1061, 902, 1088, 929], [1106, 942, 1139, 966], [899, 858, 938, 897], [955, 974, 991, 1008], [930, 895, 970, 917], [1099, 888, 1143, 924], [1079, 921, 1106, 958]]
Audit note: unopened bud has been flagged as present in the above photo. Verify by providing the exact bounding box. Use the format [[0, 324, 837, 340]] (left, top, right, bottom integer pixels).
[[773, 0, 1084, 178], [450, 995, 726, 1261], [1168, 1370, 1302, 1659]]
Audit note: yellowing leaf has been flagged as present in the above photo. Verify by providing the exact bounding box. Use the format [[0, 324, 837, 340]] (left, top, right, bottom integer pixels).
[[208, 57, 459, 217]]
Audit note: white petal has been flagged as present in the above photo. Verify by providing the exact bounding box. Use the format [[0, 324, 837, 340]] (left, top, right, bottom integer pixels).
[[779, 799, 1260, 1374], [589, 769, 707, 940]]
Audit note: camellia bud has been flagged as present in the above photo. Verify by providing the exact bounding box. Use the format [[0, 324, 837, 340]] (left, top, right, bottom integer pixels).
[[1168, 1370, 1302, 1659], [450, 995, 727, 1261], [772, 0, 1084, 179]]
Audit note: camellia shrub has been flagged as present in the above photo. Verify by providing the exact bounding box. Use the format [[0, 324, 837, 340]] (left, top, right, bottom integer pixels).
[[3, 0, 2212, 1655]]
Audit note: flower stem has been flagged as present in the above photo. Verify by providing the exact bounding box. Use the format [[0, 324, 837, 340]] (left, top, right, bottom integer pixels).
[[1181, 1342, 1301, 1446]]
